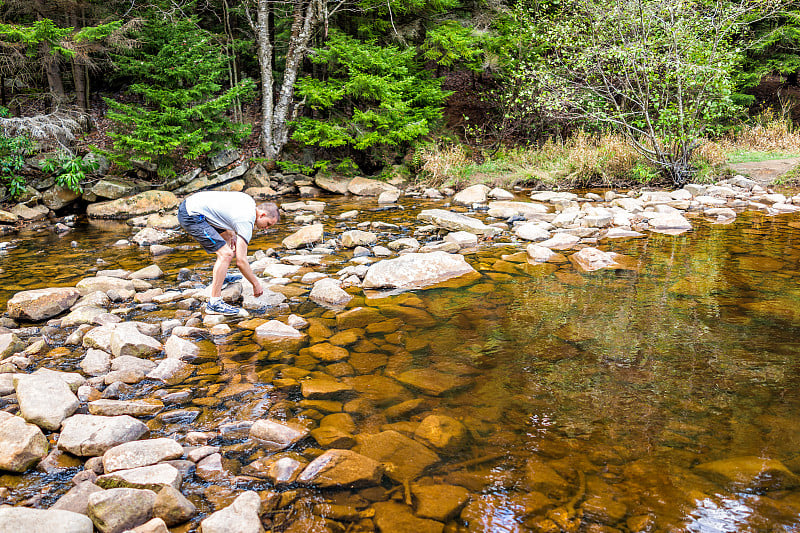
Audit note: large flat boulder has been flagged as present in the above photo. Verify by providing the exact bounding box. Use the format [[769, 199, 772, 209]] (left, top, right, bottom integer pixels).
[[59, 414, 149, 457], [87, 191, 179, 220], [0, 508, 93, 533], [417, 209, 501, 236], [363, 252, 478, 291], [7, 287, 81, 321]]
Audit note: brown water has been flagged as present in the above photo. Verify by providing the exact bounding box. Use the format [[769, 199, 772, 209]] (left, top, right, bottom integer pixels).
[[2, 194, 800, 533]]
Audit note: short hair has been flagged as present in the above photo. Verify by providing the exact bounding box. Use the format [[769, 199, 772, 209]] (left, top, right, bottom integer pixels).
[[257, 202, 279, 223]]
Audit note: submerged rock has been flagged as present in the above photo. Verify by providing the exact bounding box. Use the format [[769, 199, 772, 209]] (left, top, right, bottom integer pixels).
[[297, 449, 384, 488], [696, 456, 800, 492], [373, 501, 444, 533], [568, 247, 634, 273], [355, 430, 439, 483]]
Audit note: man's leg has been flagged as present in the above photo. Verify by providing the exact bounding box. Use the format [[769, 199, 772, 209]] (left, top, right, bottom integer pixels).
[[210, 245, 235, 298]]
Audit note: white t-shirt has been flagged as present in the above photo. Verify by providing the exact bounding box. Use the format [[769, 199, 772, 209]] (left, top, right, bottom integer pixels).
[[184, 191, 256, 243]]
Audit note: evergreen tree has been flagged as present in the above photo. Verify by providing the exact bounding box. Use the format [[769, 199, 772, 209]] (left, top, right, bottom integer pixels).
[[103, 17, 254, 177]]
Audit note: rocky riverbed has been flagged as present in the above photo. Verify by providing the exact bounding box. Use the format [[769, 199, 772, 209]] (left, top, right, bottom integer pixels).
[[1, 174, 800, 533]]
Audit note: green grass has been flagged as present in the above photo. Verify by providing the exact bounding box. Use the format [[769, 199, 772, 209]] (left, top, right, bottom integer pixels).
[[725, 150, 800, 164]]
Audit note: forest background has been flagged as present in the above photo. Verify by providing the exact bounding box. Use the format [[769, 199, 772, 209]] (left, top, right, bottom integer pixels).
[[1, 0, 800, 198]]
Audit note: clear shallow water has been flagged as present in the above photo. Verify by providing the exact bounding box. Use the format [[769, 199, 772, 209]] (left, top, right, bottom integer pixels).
[[1, 193, 800, 532]]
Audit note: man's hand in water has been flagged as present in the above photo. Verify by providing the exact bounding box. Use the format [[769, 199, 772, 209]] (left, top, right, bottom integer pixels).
[[252, 280, 263, 297]]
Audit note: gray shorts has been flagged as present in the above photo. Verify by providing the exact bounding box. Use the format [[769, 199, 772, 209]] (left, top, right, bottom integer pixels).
[[178, 201, 226, 253]]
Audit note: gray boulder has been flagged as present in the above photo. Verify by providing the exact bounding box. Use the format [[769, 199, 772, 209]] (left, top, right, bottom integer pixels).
[[0, 411, 49, 472], [103, 438, 184, 473], [14, 372, 79, 430], [417, 209, 500, 236], [58, 414, 148, 457], [0, 508, 93, 533], [87, 487, 157, 533], [363, 252, 478, 291], [7, 287, 81, 321], [199, 491, 264, 533]]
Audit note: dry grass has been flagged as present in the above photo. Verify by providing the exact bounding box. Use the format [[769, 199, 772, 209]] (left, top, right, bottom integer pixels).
[[414, 131, 643, 188], [414, 117, 800, 189], [702, 116, 800, 159]]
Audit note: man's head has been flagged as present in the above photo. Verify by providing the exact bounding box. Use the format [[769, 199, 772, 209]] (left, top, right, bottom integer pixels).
[[255, 202, 280, 229]]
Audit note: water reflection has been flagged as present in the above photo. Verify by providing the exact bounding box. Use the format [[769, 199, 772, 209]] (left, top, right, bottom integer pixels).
[[1, 195, 800, 531]]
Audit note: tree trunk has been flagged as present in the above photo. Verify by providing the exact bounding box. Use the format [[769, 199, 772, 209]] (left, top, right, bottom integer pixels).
[[71, 8, 89, 113], [41, 41, 67, 109], [254, 0, 319, 161]]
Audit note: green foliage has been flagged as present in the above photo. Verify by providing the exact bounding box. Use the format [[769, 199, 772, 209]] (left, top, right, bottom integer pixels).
[[41, 152, 98, 194], [0, 107, 32, 199], [422, 21, 482, 70], [0, 18, 74, 58], [292, 31, 450, 168], [102, 18, 254, 176], [737, 8, 800, 92], [504, 0, 752, 185]]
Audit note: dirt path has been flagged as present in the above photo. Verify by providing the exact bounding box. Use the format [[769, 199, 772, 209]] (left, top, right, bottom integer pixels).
[[727, 157, 800, 186]]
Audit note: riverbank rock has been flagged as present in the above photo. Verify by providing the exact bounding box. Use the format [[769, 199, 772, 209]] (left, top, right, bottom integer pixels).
[[7, 287, 81, 321], [297, 449, 384, 488], [87, 191, 179, 220], [282, 224, 324, 249], [315, 175, 350, 194], [87, 487, 157, 533], [363, 252, 478, 291], [59, 414, 148, 456], [453, 184, 489, 206], [14, 372, 79, 430], [696, 456, 800, 492], [417, 209, 501, 236], [200, 491, 264, 533], [0, 411, 49, 472], [103, 438, 184, 472], [0, 508, 93, 533], [348, 177, 399, 196]]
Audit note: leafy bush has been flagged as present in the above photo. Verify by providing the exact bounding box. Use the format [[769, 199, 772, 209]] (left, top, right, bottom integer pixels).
[[0, 106, 32, 199], [41, 152, 98, 194]]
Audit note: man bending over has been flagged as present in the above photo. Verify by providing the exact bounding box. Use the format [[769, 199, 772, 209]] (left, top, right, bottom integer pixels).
[[178, 191, 279, 316]]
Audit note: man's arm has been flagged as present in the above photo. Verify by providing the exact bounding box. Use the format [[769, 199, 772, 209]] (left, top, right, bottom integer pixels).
[[234, 234, 263, 297]]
